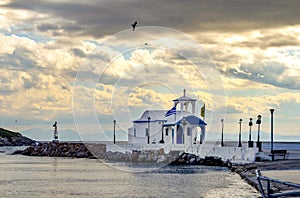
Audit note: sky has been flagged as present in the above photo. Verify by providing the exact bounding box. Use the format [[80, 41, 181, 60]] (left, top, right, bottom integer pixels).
[[0, 0, 299, 142]]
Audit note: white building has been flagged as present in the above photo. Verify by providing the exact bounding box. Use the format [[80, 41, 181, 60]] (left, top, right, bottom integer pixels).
[[106, 90, 259, 162], [128, 91, 207, 146]]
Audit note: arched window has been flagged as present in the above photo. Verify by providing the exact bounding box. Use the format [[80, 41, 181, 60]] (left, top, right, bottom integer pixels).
[[187, 127, 192, 136]]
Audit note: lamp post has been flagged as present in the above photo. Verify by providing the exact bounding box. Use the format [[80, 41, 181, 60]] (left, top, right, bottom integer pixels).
[[182, 117, 187, 144], [270, 109, 275, 161], [147, 117, 151, 144], [256, 115, 262, 152], [248, 118, 253, 147], [113, 120, 116, 144], [221, 119, 224, 147], [159, 121, 165, 144], [238, 119, 242, 147]]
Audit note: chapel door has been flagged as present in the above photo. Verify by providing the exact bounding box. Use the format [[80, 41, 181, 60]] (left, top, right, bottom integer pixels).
[[176, 125, 183, 144]]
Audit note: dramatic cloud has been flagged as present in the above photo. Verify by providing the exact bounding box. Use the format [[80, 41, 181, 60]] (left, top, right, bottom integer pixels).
[[0, 0, 299, 139], [4, 0, 300, 38]]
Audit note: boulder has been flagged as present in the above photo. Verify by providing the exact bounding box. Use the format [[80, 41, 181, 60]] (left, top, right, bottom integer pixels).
[[157, 155, 167, 163], [76, 151, 87, 158], [130, 151, 140, 162]]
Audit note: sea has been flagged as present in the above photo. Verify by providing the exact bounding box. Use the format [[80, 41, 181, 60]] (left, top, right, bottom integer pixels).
[[0, 147, 260, 198]]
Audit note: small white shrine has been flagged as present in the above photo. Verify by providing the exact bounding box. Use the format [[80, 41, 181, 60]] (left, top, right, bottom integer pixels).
[[128, 90, 207, 145], [107, 89, 259, 162]]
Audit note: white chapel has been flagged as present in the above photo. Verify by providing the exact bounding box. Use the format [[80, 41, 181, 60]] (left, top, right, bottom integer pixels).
[[128, 90, 207, 146]]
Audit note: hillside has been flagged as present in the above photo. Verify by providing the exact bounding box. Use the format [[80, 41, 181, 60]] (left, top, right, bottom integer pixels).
[[0, 127, 35, 146]]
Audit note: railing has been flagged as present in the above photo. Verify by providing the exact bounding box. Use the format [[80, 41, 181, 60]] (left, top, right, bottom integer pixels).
[[256, 169, 300, 198]]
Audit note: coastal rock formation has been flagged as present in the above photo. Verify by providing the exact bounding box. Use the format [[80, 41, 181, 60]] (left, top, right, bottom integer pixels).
[[170, 153, 227, 166], [105, 149, 227, 166], [16, 142, 106, 158], [15, 142, 228, 166], [0, 127, 35, 146], [105, 149, 181, 164]]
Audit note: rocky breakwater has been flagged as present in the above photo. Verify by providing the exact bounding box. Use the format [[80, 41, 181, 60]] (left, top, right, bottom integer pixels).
[[170, 153, 227, 166], [13, 140, 228, 167], [106, 149, 181, 164], [15, 142, 106, 159], [106, 149, 227, 166], [0, 127, 34, 146]]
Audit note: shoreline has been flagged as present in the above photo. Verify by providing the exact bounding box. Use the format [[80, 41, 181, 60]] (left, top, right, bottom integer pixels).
[[229, 160, 300, 194], [5, 143, 300, 195]]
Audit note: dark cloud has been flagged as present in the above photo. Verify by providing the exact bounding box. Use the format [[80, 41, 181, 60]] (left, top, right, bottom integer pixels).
[[37, 23, 60, 32], [228, 63, 300, 90], [71, 48, 86, 57], [230, 32, 300, 49], [4, 0, 300, 38]]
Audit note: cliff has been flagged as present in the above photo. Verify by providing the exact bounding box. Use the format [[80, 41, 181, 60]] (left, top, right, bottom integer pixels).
[[0, 127, 35, 146]]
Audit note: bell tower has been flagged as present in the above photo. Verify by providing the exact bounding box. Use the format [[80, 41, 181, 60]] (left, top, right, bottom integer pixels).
[[173, 89, 196, 116]]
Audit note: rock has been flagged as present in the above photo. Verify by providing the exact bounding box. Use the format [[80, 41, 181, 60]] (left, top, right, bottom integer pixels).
[[12, 150, 23, 155], [188, 157, 196, 164], [157, 155, 166, 163], [158, 148, 165, 155], [138, 152, 147, 162], [106, 151, 126, 161], [76, 151, 87, 158], [200, 156, 226, 166], [149, 151, 158, 162], [131, 151, 140, 162], [234, 167, 246, 174], [86, 144, 106, 159]]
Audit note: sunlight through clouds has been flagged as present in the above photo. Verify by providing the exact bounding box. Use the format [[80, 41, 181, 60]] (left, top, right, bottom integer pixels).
[[0, 0, 299, 140]]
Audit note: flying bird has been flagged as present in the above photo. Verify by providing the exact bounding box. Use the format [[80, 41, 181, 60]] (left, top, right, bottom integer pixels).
[[131, 21, 137, 31]]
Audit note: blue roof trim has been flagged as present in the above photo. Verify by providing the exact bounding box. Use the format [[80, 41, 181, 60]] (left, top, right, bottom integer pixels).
[[162, 115, 207, 127], [185, 115, 207, 125], [163, 123, 178, 127]]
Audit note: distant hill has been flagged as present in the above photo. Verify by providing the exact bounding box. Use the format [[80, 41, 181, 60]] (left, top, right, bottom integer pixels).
[[20, 127, 300, 143], [0, 127, 35, 146], [21, 128, 128, 142], [21, 128, 82, 141]]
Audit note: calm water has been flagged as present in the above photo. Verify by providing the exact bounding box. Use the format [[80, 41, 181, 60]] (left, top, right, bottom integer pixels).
[[0, 150, 259, 198]]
